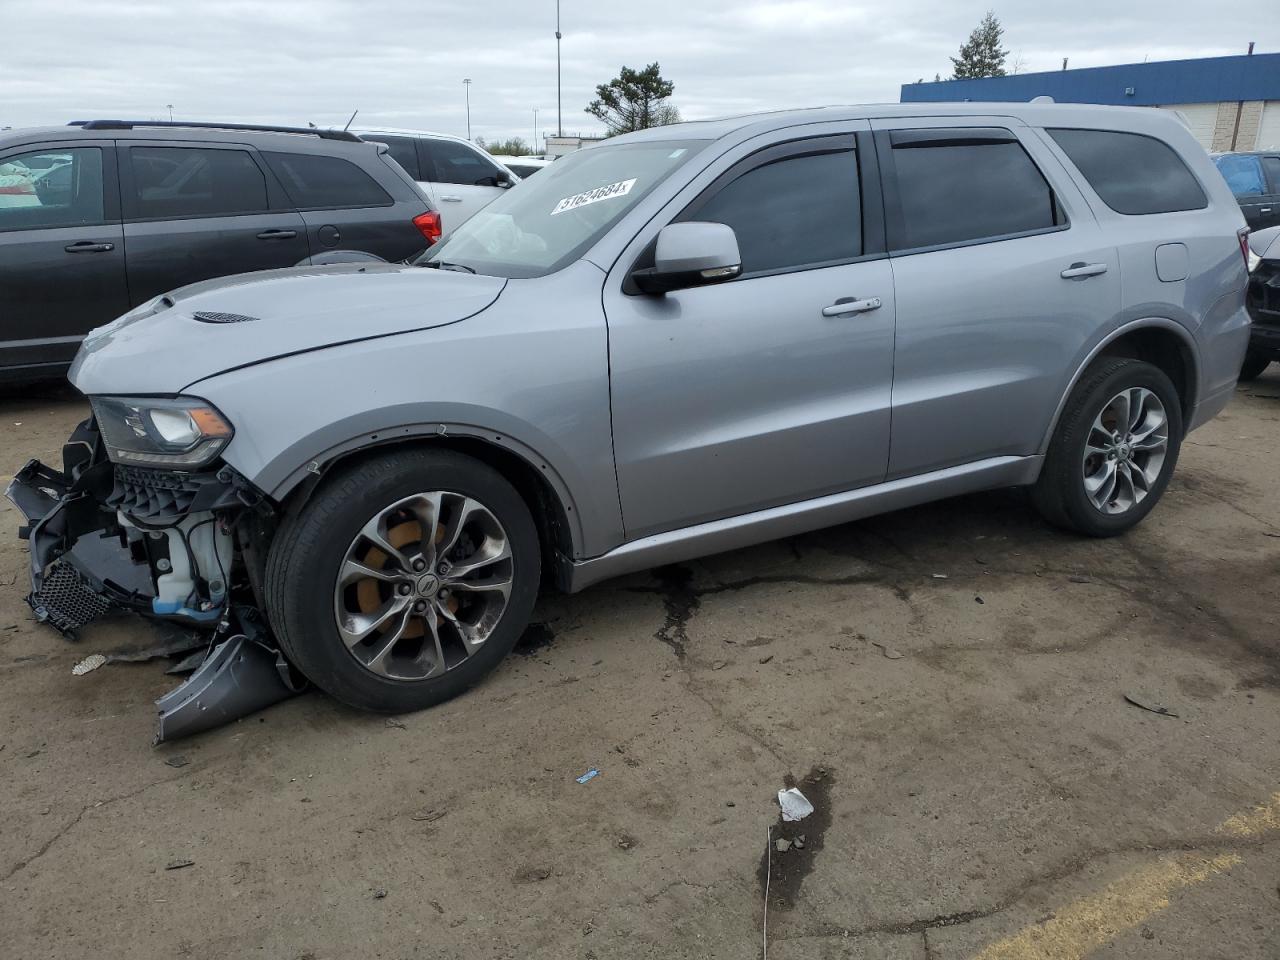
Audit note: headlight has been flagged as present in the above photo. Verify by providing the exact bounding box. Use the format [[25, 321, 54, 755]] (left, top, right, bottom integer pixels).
[[91, 396, 234, 468], [1247, 249, 1261, 274]]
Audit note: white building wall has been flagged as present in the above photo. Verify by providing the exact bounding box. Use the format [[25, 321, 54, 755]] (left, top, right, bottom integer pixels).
[[1156, 101, 1279, 151], [1258, 101, 1280, 150], [1159, 103, 1218, 148]]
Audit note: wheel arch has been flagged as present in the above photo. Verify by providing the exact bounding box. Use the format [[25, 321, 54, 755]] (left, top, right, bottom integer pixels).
[[269, 426, 584, 589], [1038, 318, 1199, 456]]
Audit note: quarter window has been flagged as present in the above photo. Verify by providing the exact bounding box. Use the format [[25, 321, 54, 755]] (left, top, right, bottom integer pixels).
[[130, 147, 268, 219], [1049, 128, 1207, 215], [263, 152, 391, 209], [688, 147, 861, 274], [428, 138, 503, 186], [0, 147, 105, 230], [889, 132, 1061, 250]]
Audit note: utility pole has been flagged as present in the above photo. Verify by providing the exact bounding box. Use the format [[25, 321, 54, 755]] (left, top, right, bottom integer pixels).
[[555, 0, 563, 137], [533, 107, 539, 153], [166, 104, 174, 122], [463, 78, 472, 140]]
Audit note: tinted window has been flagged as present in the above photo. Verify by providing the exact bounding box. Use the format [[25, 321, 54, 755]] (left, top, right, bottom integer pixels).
[[130, 147, 267, 219], [1262, 157, 1280, 194], [890, 135, 1060, 250], [690, 148, 860, 274], [1049, 128, 1207, 214], [0, 147, 105, 230], [263, 152, 391, 208], [428, 138, 501, 186], [365, 135, 420, 180], [1214, 154, 1266, 197]]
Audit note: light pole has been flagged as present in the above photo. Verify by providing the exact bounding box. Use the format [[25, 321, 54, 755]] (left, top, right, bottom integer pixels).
[[463, 78, 472, 140], [533, 107, 539, 154], [555, 0, 562, 137], [166, 104, 174, 122]]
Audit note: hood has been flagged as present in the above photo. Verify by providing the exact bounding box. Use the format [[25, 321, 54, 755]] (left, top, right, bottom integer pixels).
[[70, 263, 506, 395]]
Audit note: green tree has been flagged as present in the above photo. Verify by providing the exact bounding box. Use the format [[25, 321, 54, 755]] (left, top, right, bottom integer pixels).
[[586, 62, 677, 135], [486, 137, 531, 156], [950, 11, 1009, 79]]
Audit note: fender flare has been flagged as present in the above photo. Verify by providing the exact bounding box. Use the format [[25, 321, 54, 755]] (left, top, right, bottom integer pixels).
[[265, 420, 590, 559], [1036, 317, 1200, 456]]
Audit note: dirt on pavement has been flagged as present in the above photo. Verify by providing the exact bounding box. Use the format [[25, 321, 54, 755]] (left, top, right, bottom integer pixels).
[[1, 376, 1278, 959]]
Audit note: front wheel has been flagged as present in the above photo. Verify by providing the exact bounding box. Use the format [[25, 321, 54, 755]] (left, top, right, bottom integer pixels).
[[1032, 358, 1182, 537], [264, 448, 540, 713]]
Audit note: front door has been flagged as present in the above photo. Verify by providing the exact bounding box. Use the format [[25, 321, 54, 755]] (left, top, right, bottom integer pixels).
[[119, 142, 309, 304], [605, 133, 896, 540], [872, 120, 1123, 478], [0, 142, 129, 373]]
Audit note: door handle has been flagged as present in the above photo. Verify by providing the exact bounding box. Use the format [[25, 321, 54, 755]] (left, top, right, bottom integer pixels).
[[64, 241, 114, 253], [439, 195, 463, 202], [1060, 261, 1108, 279], [256, 229, 298, 240], [822, 296, 882, 317], [1262, 208, 1273, 214]]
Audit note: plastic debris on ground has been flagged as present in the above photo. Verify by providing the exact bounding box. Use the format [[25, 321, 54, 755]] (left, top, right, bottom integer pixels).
[[778, 787, 814, 822], [1123, 693, 1180, 718], [576, 768, 600, 784], [872, 641, 904, 660], [71, 653, 107, 676]]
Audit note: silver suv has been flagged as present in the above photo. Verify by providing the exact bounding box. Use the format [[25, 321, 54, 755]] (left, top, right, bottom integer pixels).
[[9, 103, 1251, 718]]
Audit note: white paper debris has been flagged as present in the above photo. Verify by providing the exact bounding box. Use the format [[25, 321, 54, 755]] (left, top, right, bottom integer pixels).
[[778, 787, 814, 822], [72, 654, 107, 676]]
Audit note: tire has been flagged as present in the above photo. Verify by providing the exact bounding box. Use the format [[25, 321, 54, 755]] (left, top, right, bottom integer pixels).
[[1031, 357, 1183, 537], [264, 448, 540, 713], [1238, 350, 1272, 383]]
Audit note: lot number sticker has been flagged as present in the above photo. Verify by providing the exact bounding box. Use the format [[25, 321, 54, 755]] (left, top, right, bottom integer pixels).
[[551, 178, 637, 216]]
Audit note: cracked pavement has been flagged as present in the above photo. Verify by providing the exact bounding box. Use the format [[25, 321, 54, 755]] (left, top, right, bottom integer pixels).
[[2, 378, 1279, 959]]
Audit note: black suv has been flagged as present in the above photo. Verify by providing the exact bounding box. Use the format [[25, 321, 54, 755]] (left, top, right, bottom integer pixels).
[[0, 120, 439, 382], [1213, 151, 1280, 231]]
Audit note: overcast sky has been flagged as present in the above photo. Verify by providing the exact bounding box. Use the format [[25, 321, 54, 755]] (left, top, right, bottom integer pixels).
[[2, 1, 1275, 145]]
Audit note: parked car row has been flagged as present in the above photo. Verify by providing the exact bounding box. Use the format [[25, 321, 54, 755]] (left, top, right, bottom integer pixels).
[[0, 120, 440, 381]]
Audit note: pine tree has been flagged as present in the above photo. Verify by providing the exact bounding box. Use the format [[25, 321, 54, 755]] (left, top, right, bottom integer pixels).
[[586, 63, 677, 136], [950, 12, 1009, 79]]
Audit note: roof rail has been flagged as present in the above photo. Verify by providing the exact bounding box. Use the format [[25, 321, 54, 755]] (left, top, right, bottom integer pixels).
[[66, 120, 362, 142]]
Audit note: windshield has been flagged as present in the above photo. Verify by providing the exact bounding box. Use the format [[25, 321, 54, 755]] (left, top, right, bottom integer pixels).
[[420, 139, 708, 278]]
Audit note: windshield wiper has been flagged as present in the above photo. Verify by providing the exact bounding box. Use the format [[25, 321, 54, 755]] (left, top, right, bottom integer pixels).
[[419, 260, 476, 274]]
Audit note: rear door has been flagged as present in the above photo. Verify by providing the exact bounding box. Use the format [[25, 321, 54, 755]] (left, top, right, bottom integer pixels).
[[261, 150, 423, 261], [0, 142, 129, 373], [418, 137, 509, 231], [872, 120, 1122, 478], [120, 142, 309, 303]]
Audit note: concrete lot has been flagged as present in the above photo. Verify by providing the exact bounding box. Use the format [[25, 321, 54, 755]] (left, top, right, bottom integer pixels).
[[1, 377, 1278, 960]]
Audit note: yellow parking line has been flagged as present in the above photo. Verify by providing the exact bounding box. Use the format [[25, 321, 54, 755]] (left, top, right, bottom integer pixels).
[[970, 789, 1280, 960], [1217, 791, 1280, 837], [970, 854, 1240, 960]]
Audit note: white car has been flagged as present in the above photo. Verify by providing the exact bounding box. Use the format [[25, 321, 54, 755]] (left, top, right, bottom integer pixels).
[[497, 155, 553, 179], [353, 128, 514, 232]]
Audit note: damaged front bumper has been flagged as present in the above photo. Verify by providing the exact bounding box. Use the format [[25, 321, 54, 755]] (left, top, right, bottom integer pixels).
[[6, 418, 305, 740]]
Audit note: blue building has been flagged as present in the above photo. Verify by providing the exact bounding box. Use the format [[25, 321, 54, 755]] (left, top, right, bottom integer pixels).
[[901, 53, 1280, 151]]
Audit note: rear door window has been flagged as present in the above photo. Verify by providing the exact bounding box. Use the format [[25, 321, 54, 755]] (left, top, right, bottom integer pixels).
[[263, 152, 392, 209], [887, 130, 1062, 250], [1262, 156, 1280, 195], [683, 141, 861, 275], [1048, 128, 1207, 214], [0, 147, 106, 229], [425, 138, 503, 186], [1214, 154, 1266, 198], [128, 146, 268, 219]]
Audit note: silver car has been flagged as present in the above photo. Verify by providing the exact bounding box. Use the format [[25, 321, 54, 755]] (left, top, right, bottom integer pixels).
[[9, 103, 1252, 719]]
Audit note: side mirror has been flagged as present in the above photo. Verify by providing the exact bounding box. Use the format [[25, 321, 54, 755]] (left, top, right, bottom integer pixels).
[[632, 222, 742, 295], [494, 169, 515, 188]]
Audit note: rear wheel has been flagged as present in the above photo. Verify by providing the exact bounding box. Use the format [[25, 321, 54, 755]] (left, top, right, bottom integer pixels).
[[1239, 350, 1272, 383], [264, 448, 539, 713], [1032, 358, 1182, 537]]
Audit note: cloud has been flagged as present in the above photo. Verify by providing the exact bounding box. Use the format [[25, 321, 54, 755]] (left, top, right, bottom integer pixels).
[[0, 1, 1272, 143]]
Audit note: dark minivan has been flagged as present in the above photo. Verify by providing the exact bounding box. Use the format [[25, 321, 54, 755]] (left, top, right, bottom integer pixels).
[[0, 120, 439, 382]]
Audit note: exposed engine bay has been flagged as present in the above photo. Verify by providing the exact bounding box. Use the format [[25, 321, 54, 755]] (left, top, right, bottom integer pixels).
[[6, 418, 304, 741]]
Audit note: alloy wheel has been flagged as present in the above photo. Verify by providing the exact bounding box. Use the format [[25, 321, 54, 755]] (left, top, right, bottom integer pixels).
[[333, 491, 514, 680], [1081, 387, 1169, 515]]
